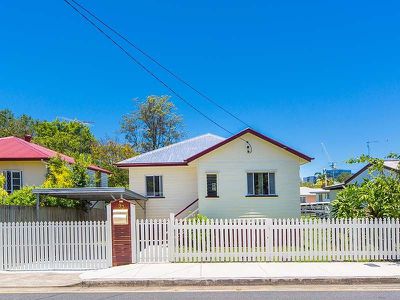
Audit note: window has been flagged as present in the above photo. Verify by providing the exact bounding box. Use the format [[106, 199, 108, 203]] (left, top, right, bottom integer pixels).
[[2, 170, 22, 193], [300, 196, 306, 203], [146, 175, 163, 197], [247, 172, 276, 196], [317, 193, 329, 202], [206, 173, 218, 197]]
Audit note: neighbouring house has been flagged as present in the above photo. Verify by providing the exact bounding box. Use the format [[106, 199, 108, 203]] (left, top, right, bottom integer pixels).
[[0, 135, 111, 193], [116, 128, 312, 219], [324, 159, 399, 201], [300, 186, 330, 203]]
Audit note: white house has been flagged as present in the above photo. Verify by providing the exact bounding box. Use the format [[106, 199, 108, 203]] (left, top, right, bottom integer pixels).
[[300, 187, 330, 203], [116, 128, 312, 219], [325, 159, 400, 201]]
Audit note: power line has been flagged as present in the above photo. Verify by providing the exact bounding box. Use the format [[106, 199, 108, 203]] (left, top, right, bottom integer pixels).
[[68, 0, 251, 128], [64, 0, 239, 137]]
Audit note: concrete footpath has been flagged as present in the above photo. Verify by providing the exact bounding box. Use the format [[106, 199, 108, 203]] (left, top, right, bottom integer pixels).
[[0, 271, 82, 288], [1, 262, 400, 288], [80, 262, 400, 286]]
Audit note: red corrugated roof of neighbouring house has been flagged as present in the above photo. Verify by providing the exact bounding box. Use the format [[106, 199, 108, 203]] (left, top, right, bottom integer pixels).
[[0, 136, 111, 174]]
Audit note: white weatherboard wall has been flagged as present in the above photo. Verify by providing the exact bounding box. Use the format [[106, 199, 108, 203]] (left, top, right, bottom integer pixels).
[[129, 166, 198, 219], [196, 133, 303, 219]]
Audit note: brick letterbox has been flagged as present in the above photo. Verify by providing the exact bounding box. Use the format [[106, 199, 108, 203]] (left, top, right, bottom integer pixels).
[[110, 199, 134, 266]]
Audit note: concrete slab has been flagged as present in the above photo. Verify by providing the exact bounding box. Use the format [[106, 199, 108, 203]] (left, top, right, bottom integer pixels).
[[201, 263, 267, 279], [258, 262, 330, 278], [0, 271, 82, 288], [80, 262, 400, 286]]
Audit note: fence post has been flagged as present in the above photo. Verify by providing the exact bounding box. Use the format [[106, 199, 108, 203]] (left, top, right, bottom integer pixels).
[[0, 223, 3, 270], [49, 221, 55, 269], [266, 218, 273, 262], [106, 204, 112, 267], [130, 203, 137, 264], [168, 213, 175, 262]]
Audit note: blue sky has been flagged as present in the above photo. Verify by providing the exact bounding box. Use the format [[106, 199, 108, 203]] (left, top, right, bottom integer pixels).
[[1, 0, 399, 177]]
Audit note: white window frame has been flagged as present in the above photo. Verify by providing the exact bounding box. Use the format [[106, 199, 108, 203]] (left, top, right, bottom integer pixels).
[[205, 172, 219, 198], [246, 171, 277, 196], [145, 175, 164, 198], [2, 170, 23, 193]]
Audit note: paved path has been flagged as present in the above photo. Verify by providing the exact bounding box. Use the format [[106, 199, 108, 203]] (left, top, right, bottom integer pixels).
[[1, 262, 399, 288], [1, 291, 400, 300], [81, 262, 400, 285], [0, 271, 81, 288]]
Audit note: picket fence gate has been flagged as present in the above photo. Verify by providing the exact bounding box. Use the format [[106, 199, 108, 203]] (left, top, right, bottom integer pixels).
[[0, 221, 110, 270], [136, 217, 400, 263]]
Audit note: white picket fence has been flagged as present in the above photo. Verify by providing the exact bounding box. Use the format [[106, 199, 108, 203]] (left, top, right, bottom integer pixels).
[[136, 217, 400, 263], [0, 221, 109, 270], [136, 219, 169, 263]]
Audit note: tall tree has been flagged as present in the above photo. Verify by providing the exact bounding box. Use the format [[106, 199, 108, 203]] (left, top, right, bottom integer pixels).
[[336, 172, 352, 183], [121, 95, 183, 152], [91, 139, 136, 187], [0, 109, 36, 138], [33, 119, 96, 157]]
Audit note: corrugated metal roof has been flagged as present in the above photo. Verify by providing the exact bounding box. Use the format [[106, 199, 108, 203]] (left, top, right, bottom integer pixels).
[[117, 134, 225, 165], [384, 160, 399, 170], [0, 136, 111, 174], [300, 187, 328, 196], [32, 187, 147, 201]]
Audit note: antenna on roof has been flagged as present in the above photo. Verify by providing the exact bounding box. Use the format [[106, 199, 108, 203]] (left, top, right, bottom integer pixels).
[[57, 116, 94, 126], [321, 142, 336, 170], [366, 140, 379, 156]]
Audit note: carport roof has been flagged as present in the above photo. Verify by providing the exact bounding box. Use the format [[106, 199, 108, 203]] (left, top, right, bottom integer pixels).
[[32, 187, 147, 202]]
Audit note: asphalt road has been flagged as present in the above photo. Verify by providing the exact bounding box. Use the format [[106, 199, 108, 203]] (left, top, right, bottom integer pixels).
[[1, 291, 400, 300]]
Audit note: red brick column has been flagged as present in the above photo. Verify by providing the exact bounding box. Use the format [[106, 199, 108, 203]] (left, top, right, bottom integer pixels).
[[110, 199, 132, 266]]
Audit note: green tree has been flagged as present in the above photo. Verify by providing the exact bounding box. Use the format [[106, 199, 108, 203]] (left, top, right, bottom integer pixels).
[[300, 181, 317, 188], [0, 109, 36, 138], [33, 120, 96, 157], [71, 154, 92, 187], [91, 139, 136, 187], [314, 172, 333, 187], [42, 156, 79, 207], [0, 174, 8, 203], [336, 172, 352, 183], [43, 156, 74, 189], [331, 155, 400, 218], [121, 95, 183, 152]]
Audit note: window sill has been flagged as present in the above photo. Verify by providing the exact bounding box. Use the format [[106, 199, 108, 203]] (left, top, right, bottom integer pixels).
[[245, 194, 278, 198], [205, 196, 219, 198], [147, 196, 165, 199]]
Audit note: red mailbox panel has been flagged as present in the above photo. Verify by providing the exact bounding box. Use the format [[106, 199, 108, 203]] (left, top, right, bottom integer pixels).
[[111, 199, 132, 266]]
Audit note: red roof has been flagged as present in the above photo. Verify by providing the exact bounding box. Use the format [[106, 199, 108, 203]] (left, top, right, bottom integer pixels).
[[0, 136, 111, 174]]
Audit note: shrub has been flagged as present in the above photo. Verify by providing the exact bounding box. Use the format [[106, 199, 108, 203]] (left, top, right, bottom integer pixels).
[[0, 174, 8, 203], [3, 186, 37, 206]]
